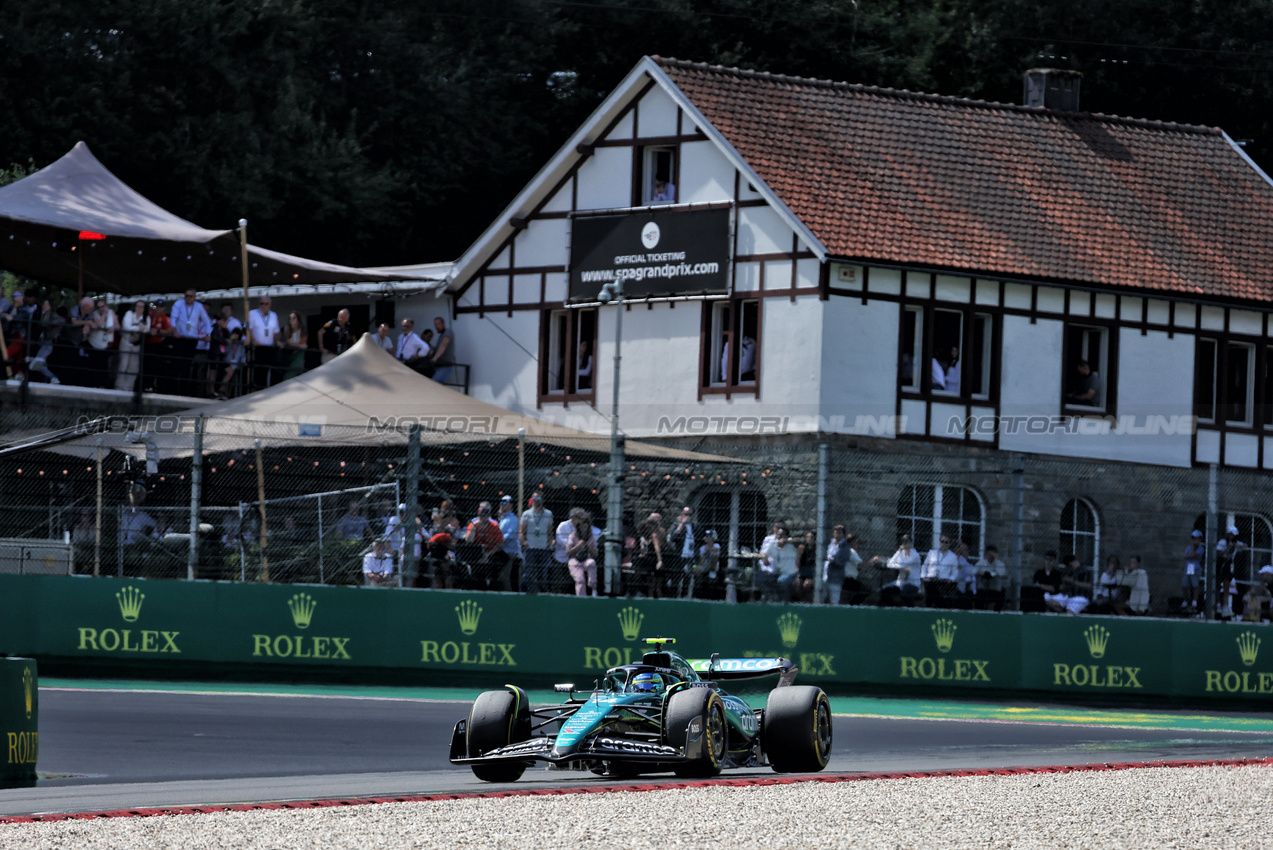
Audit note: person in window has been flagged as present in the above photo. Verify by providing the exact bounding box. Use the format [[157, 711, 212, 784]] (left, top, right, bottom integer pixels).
[[1066, 360, 1101, 406], [719, 333, 757, 383], [931, 351, 948, 391], [944, 345, 961, 395], [651, 176, 676, 203], [576, 340, 593, 391]]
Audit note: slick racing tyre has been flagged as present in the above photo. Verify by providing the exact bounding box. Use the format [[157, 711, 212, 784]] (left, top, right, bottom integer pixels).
[[664, 687, 727, 778], [467, 688, 531, 782], [763, 685, 832, 773]]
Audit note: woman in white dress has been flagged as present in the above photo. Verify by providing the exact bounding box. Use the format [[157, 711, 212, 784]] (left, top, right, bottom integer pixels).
[[115, 300, 150, 391]]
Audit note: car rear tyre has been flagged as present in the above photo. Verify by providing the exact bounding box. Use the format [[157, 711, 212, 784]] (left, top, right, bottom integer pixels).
[[665, 688, 727, 778], [467, 688, 530, 782], [764, 686, 832, 773]]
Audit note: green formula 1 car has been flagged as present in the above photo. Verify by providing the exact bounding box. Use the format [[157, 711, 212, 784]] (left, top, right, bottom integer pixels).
[[450, 637, 833, 782]]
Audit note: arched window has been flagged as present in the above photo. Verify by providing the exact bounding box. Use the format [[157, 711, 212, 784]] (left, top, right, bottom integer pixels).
[[1060, 498, 1100, 570], [896, 484, 984, 556], [695, 491, 768, 552]]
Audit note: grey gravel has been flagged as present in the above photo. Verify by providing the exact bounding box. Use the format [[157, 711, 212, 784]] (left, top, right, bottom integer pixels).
[[2, 765, 1271, 849]]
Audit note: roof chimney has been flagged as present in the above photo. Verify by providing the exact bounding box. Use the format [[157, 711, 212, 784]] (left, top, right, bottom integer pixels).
[[1023, 68, 1082, 112]]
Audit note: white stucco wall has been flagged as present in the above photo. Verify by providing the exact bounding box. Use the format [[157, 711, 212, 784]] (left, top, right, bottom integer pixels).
[[820, 296, 899, 436]]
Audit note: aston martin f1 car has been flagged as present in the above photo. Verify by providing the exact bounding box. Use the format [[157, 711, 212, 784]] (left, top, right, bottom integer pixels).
[[450, 638, 832, 782]]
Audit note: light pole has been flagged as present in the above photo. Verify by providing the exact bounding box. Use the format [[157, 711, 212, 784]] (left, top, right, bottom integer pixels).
[[598, 280, 625, 596]]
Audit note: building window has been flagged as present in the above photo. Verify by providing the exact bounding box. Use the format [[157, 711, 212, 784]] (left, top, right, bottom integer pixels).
[[1224, 342, 1255, 426], [1196, 338, 1218, 422], [896, 484, 985, 556], [898, 306, 996, 401], [702, 299, 759, 391], [1063, 323, 1113, 412], [696, 490, 768, 552], [1060, 498, 1100, 570], [1196, 338, 1261, 427], [640, 146, 676, 205], [540, 308, 597, 398]]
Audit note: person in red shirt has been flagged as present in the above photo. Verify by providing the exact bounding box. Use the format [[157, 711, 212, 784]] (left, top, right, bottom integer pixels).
[[464, 501, 504, 584], [426, 513, 459, 589]]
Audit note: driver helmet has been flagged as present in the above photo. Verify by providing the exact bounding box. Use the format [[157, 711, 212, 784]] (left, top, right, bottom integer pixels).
[[631, 672, 663, 694]]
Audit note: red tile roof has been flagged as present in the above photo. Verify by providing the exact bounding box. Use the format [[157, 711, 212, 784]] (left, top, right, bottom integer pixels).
[[657, 58, 1273, 304]]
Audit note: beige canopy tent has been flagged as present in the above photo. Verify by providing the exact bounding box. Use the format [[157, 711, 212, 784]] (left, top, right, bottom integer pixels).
[[50, 333, 736, 464], [0, 142, 439, 294]]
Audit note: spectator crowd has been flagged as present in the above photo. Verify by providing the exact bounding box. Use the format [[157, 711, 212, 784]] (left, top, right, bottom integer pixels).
[[0, 289, 458, 396]]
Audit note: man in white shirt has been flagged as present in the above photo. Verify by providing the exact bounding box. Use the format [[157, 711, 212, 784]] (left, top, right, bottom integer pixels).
[[362, 538, 396, 587], [518, 492, 554, 594], [169, 288, 212, 394], [374, 322, 396, 353], [975, 544, 1010, 611], [396, 317, 431, 375], [921, 534, 960, 607], [247, 297, 280, 389], [760, 527, 799, 602]]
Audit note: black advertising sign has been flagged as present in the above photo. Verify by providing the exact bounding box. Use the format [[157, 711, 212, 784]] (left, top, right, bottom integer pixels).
[[568, 207, 731, 300]]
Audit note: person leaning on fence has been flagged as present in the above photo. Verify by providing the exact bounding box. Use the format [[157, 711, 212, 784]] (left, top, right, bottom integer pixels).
[[691, 529, 723, 599], [759, 527, 799, 602], [464, 501, 505, 585], [362, 538, 396, 587], [974, 545, 1009, 611], [920, 534, 960, 608], [518, 492, 554, 594], [425, 514, 459, 589], [881, 535, 921, 606], [1182, 529, 1205, 614], [566, 512, 599, 597], [630, 512, 665, 598], [1045, 553, 1091, 615], [822, 525, 855, 605]]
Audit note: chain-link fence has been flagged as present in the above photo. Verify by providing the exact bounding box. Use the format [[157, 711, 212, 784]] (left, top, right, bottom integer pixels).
[[3, 418, 1273, 619]]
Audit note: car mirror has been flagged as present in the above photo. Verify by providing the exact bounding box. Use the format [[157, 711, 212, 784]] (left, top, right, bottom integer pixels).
[[553, 683, 575, 694]]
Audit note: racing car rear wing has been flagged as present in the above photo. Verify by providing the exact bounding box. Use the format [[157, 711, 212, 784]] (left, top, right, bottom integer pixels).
[[688, 656, 798, 685]]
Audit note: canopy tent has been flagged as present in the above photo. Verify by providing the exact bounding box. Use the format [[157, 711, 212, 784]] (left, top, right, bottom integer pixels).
[[0, 142, 441, 294], [48, 333, 737, 464]]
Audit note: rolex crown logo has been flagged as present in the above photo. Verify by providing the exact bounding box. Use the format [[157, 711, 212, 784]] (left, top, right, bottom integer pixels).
[[288, 593, 318, 630], [22, 667, 33, 719], [931, 618, 957, 653], [456, 600, 482, 636], [116, 587, 145, 622], [618, 606, 644, 642], [777, 612, 803, 649], [1084, 625, 1110, 659], [1237, 631, 1262, 667]]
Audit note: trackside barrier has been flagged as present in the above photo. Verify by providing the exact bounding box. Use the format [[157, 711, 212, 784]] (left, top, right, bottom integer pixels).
[[1, 575, 1272, 703], [0, 657, 38, 787]]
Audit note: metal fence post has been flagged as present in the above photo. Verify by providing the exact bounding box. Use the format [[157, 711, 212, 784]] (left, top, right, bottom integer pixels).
[[187, 415, 204, 581], [815, 443, 827, 604], [1207, 462, 1218, 619], [1011, 454, 1025, 611], [317, 492, 325, 584]]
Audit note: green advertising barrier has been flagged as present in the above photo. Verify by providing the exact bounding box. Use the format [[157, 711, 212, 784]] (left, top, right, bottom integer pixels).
[[0, 657, 38, 786], [1, 574, 1271, 703]]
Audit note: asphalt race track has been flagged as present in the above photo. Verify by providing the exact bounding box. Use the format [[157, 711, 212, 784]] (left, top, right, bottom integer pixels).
[[3, 685, 1272, 817]]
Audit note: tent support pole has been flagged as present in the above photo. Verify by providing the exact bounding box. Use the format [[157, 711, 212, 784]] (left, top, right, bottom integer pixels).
[[240, 219, 252, 385]]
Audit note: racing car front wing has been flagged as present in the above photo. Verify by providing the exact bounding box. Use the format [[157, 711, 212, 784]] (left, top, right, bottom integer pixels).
[[450, 720, 693, 766]]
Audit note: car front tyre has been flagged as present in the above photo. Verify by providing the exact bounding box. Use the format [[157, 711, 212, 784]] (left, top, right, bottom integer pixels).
[[467, 688, 529, 782], [665, 688, 727, 778], [763, 686, 832, 773]]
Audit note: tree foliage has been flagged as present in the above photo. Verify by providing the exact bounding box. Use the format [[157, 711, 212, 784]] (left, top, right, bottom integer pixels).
[[2, 0, 1272, 269]]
